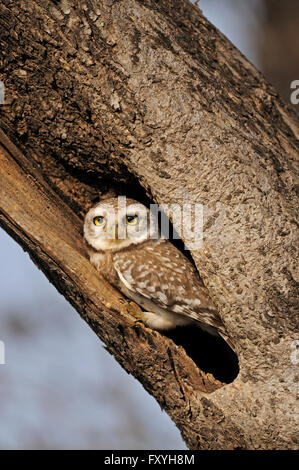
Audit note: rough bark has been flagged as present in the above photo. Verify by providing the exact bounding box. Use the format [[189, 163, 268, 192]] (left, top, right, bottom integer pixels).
[[0, 0, 298, 449]]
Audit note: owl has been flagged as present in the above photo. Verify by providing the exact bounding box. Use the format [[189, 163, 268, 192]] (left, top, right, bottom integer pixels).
[[83, 197, 231, 344]]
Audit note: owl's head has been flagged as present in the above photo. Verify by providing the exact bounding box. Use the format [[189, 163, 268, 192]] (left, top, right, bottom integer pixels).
[[84, 197, 158, 251]]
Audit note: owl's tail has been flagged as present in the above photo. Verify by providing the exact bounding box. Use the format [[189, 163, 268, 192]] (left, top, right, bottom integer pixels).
[[199, 322, 236, 352], [218, 330, 236, 352]]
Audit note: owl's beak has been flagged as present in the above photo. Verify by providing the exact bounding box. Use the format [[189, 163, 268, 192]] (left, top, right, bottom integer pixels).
[[112, 224, 119, 241]]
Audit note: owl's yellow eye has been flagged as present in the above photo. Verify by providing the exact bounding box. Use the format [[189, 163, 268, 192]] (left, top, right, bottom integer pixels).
[[93, 216, 106, 226], [126, 215, 138, 226]]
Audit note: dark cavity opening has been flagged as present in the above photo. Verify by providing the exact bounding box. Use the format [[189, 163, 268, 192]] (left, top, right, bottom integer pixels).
[[164, 326, 239, 384], [127, 185, 239, 384], [130, 189, 239, 384], [81, 170, 239, 385]]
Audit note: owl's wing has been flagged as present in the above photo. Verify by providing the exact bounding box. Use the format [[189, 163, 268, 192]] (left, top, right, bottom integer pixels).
[[113, 239, 224, 332]]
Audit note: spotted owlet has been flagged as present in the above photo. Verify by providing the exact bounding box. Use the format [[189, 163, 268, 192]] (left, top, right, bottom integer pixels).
[[84, 197, 231, 344]]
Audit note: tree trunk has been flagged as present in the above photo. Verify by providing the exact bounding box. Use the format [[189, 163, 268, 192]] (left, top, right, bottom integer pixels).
[[0, 0, 298, 450]]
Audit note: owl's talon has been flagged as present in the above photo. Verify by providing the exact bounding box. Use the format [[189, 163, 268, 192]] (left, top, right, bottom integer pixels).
[[134, 318, 145, 327], [119, 298, 146, 324], [119, 298, 132, 305], [131, 310, 147, 324]]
